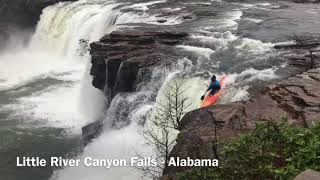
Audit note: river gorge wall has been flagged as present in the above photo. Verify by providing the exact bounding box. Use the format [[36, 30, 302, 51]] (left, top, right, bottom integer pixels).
[[90, 30, 188, 102]]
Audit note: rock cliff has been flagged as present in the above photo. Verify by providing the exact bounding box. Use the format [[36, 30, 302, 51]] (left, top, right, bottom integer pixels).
[[163, 68, 320, 179], [84, 30, 188, 144], [90, 30, 188, 101]]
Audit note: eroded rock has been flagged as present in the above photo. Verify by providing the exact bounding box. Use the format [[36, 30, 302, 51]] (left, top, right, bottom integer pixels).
[[90, 30, 188, 100], [163, 68, 320, 179]]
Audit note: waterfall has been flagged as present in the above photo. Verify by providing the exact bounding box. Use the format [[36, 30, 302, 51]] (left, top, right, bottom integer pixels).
[[0, 0, 121, 132]]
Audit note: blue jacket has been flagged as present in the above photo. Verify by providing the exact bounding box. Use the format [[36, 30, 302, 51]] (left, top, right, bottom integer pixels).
[[207, 80, 221, 94]]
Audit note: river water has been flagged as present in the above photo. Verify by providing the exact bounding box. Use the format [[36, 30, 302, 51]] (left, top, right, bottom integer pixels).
[[0, 0, 291, 179]]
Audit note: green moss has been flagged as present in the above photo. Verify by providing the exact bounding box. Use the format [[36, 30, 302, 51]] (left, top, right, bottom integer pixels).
[[178, 120, 320, 180]]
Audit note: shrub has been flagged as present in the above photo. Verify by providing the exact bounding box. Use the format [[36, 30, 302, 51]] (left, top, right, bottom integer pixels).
[[178, 121, 320, 180]]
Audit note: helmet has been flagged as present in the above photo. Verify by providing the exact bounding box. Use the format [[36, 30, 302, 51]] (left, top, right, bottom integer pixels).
[[211, 75, 216, 82]]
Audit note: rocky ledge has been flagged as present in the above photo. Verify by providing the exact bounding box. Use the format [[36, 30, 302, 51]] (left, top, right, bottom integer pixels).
[[84, 30, 188, 144], [90, 30, 188, 100], [162, 68, 320, 179]]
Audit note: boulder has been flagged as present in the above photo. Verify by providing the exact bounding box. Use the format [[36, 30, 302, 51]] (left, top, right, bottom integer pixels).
[[82, 120, 103, 146], [294, 170, 320, 180]]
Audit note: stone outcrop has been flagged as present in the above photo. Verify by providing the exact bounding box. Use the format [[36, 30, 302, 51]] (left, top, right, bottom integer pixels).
[[81, 120, 103, 146], [294, 170, 320, 180], [274, 38, 320, 69], [163, 68, 320, 179], [90, 30, 188, 100], [84, 30, 188, 144]]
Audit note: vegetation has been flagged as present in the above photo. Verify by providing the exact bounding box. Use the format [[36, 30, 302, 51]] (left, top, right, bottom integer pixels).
[[138, 79, 191, 179], [178, 120, 320, 180]]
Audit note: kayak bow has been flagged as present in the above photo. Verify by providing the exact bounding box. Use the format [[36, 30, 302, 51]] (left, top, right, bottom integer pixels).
[[201, 75, 227, 108]]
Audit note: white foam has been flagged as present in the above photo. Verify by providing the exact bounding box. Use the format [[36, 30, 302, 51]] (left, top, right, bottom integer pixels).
[[51, 124, 152, 180], [190, 31, 238, 50], [78, 63, 107, 123], [122, 0, 167, 11], [233, 2, 279, 10], [201, 10, 243, 31], [183, 2, 212, 5], [256, 3, 272, 6], [5, 84, 88, 133], [243, 17, 263, 23], [160, 76, 205, 110], [235, 38, 274, 54], [220, 68, 278, 102], [0, 51, 84, 91], [227, 68, 278, 85], [116, 12, 184, 25], [177, 45, 215, 59], [0, 0, 118, 132], [52, 67, 184, 180], [31, 0, 119, 57]]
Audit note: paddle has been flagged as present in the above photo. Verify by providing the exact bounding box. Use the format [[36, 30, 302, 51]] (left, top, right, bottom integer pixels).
[[201, 91, 207, 100]]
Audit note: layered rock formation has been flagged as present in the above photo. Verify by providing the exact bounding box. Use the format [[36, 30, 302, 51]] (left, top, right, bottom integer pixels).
[[163, 68, 320, 179], [90, 30, 188, 100], [84, 30, 188, 144]]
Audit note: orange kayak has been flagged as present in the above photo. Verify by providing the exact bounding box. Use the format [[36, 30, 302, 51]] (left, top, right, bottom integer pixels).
[[201, 76, 227, 108]]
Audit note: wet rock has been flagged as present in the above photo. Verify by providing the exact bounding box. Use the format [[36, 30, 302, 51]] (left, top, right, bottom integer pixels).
[[90, 30, 188, 99], [163, 68, 320, 179], [157, 19, 167, 23], [162, 103, 250, 179], [183, 15, 192, 20], [82, 120, 103, 146], [273, 37, 320, 69], [268, 69, 320, 127]]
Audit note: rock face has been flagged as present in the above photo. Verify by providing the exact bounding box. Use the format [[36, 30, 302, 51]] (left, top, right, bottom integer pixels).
[[163, 68, 320, 179], [82, 120, 103, 146], [90, 30, 188, 100]]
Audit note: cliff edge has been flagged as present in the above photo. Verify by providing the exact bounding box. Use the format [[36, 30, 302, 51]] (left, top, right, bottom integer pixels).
[[163, 67, 320, 179]]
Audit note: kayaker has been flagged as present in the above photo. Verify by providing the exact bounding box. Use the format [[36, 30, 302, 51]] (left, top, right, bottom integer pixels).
[[201, 75, 221, 100]]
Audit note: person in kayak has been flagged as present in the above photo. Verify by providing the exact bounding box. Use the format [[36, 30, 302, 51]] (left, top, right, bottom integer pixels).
[[201, 75, 221, 100]]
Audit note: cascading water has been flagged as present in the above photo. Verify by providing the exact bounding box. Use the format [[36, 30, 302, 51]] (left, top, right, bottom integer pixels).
[[0, 1, 122, 179], [0, 0, 122, 130], [0, 0, 286, 179]]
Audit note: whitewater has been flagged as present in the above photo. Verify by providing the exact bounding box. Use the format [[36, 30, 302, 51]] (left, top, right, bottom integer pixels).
[[0, 0, 283, 179]]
